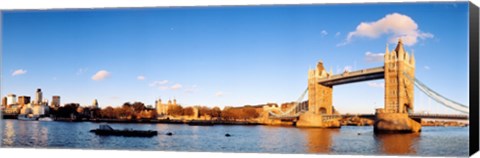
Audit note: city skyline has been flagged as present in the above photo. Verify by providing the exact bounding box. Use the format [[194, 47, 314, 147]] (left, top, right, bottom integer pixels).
[[1, 2, 469, 114]]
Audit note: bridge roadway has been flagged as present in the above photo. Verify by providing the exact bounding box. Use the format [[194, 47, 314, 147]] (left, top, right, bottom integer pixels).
[[270, 113, 469, 120], [318, 66, 385, 86], [345, 113, 469, 120]]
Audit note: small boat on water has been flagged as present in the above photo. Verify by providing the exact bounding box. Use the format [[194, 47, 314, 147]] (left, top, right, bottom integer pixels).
[[90, 124, 158, 137], [39, 117, 54, 121], [18, 114, 39, 121], [187, 120, 215, 126]]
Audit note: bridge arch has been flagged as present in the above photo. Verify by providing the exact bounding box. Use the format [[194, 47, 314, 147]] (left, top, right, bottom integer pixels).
[[319, 107, 327, 114]]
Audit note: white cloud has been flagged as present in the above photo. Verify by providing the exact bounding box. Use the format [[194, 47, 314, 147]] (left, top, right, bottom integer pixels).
[[215, 91, 224, 97], [367, 82, 384, 88], [137, 75, 146, 80], [149, 80, 169, 89], [185, 85, 198, 93], [335, 32, 341, 37], [12, 69, 27, 76], [424, 66, 431, 70], [149, 80, 185, 91], [321, 30, 328, 37], [171, 84, 183, 90], [91, 70, 111, 81], [365, 51, 384, 62], [340, 13, 433, 46]]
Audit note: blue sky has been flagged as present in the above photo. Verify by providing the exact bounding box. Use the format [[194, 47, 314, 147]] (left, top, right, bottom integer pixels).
[[1, 2, 470, 114]]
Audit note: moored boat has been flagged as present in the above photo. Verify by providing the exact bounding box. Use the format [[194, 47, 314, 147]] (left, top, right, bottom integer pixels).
[[18, 114, 39, 121], [90, 124, 158, 137], [187, 120, 215, 126], [39, 117, 54, 121]]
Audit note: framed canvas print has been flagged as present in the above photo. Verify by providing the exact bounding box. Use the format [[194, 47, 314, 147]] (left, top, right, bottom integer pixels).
[[1, 0, 479, 158]]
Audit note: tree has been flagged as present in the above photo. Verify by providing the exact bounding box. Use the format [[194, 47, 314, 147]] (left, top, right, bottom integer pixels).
[[76, 107, 84, 114], [91, 108, 102, 118], [122, 102, 132, 108], [149, 110, 158, 119], [167, 105, 183, 116], [198, 106, 211, 117], [211, 106, 222, 118], [55, 103, 80, 118], [242, 107, 260, 119], [220, 107, 260, 121], [132, 102, 146, 113], [183, 107, 194, 116], [100, 106, 115, 119], [118, 106, 134, 119], [221, 108, 238, 120]]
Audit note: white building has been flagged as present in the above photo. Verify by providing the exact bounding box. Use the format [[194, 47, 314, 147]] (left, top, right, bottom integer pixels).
[[33, 104, 49, 116], [7, 94, 17, 105], [156, 98, 177, 116], [20, 104, 33, 114], [21, 102, 49, 116]]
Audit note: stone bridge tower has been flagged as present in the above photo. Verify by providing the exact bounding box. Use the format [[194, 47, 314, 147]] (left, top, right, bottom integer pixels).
[[383, 39, 415, 114], [307, 61, 333, 115], [375, 39, 420, 133], [298, 61, 339, 128]]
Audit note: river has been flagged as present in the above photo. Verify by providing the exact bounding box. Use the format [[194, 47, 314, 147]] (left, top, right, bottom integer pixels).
[[0, 119, 469, 156]]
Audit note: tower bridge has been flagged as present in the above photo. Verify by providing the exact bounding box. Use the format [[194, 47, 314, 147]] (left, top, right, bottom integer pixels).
[[267, 39, 469, 133]]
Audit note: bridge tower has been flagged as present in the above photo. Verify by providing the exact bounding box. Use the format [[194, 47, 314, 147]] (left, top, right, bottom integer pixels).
[[297, 61, 339, 128], [375, 38, 421, 133], [384, 38, 415, 114], [307, 61, 333, 115]]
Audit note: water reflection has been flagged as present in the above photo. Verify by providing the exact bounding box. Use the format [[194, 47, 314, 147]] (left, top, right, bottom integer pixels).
[[30, 122, 45, 146], [3, 121, 15, 146], [300, 128, 340, 153], [258, 126, 291, 152], [374, 133, 420, 155], [39, 124, 49, 146]]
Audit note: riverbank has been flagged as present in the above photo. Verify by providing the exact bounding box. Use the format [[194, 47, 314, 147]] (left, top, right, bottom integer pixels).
[[87, 119, 263, 126], [2, 117, 264, 126], [2, 116, 468, 127]]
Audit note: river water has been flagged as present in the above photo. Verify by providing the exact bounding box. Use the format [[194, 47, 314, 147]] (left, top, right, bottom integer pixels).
[[0, 119, 469, 157]]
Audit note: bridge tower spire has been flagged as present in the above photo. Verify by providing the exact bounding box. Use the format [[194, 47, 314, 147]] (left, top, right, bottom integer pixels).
[[385, 43, 389, 54]]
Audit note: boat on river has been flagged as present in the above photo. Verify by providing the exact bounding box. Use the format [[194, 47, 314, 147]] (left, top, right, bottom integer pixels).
[[187, 120, 215, 126], [90, 124, 158, 137], [39, 117, 54, 121], [18, 114, 39, 121]]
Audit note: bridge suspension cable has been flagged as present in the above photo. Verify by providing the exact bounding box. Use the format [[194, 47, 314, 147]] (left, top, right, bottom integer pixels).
[[268, 88, 308, 117], [404, 72, 469, 114]]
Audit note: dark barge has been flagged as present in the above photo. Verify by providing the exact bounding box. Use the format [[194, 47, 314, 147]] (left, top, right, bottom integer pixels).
[[187, 120, 215, 126], [90, 125, 158, 137]]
